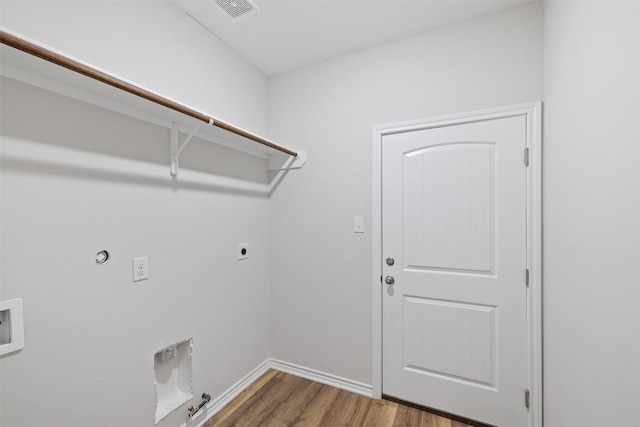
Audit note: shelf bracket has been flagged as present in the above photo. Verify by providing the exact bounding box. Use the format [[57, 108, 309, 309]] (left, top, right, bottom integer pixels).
[[170, 120, 213, 176], [268, 150, 307, 171]]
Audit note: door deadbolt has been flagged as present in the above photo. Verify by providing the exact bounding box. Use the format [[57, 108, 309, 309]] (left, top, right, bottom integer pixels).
[[386, 257, 395, 266], [385, 276, 395, 285]]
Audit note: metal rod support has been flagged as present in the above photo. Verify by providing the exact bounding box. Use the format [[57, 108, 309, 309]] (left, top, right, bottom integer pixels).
[[170, 125, 179, 177], [178, 122, 203, 156]]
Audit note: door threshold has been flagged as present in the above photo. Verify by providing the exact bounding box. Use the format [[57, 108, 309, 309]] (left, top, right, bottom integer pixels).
[[382, 394, 495, 427]]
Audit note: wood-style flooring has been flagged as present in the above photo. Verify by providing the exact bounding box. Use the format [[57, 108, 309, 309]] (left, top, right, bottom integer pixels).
[[204, 370, 474, 427]]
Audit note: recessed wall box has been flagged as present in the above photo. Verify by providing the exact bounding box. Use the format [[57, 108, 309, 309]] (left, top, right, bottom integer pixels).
[[153, 338, 193, 424]]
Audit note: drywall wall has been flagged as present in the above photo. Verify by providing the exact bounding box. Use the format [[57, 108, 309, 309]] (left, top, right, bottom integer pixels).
[[0, 0, 268, 134], [0, 2, 272, 426], [543, 1, 640, 425], [268, 2, 543, 385]]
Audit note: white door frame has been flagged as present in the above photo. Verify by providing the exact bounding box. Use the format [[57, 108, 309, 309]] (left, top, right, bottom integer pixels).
[[372, 102, 542, 427]]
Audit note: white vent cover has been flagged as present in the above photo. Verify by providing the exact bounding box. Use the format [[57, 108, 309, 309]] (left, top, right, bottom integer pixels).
[[215, 0, 259, 20]]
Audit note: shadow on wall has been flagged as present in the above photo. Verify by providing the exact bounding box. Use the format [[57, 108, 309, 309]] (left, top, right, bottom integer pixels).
[[0, 77, 270, 191]]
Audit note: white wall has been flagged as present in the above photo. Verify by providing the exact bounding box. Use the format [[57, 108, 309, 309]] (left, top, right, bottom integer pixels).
[[543, 1, 640, 425], [0, 0, 268, 133], [0, 2, 272, 427], [268, 2, 543, 385]]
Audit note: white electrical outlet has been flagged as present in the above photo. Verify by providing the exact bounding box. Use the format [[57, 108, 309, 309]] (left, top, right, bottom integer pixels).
[[133, 257, 149, 282], [237, 243, 248, 260]]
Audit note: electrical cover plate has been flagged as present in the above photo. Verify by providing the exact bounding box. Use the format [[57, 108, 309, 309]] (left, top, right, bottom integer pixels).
[[237, 243, 248, 260], [0, 298, 25, 356]]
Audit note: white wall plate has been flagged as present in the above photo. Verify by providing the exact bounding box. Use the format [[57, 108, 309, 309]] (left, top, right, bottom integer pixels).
[[0, 298, 25, 356]]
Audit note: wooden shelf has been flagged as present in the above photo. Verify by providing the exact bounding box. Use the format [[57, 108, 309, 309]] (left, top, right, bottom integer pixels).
[[0, 29, 305, 174]]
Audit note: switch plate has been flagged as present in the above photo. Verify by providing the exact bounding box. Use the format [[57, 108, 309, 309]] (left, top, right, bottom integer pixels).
[[354, 216, 365, 233], [0, 298, 24, 356], [237, 243, 248, 260], [133, 257, 149, 282]]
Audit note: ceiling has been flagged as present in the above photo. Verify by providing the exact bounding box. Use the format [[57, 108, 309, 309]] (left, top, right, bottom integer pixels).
[[174, 0, 534, 76]]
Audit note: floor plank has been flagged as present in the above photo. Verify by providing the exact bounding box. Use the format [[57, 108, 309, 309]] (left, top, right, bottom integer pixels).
[[203, 370, 474, 427], [318, 389, 373, 426], [362, 399, 398, 427], [209, 370, 279, 426], [289, 383, 342, 426], [392, 403, 428, 427], [260, 374, 322, 426]]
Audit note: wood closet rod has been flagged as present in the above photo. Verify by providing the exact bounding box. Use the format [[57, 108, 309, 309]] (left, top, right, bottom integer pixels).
[[0, 31, 298, 158]]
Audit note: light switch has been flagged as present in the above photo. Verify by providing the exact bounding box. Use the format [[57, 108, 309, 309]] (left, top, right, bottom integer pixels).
[[354, 216, 365, 233]]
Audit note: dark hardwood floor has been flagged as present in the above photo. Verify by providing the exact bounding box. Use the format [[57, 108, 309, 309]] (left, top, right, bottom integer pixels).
[[204, 370, 474, 427]]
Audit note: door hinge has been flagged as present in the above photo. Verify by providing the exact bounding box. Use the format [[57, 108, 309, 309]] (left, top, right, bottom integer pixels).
[[525, 268, 530, 288], [525, 389, 531, 410], [524, 147, 530, 167]]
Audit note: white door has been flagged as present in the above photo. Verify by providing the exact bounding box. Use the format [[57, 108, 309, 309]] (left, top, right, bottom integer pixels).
[[382, 115, 528, 426]]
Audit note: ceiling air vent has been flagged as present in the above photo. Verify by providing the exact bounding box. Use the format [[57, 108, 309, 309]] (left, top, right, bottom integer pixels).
[[215, 0, 259, 20]]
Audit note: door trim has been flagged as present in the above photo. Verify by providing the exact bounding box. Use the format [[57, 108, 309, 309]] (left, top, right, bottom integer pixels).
[[372, 102, 542, 427]]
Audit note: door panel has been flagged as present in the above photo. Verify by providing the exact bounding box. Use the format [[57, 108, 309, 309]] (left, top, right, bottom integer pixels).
[[382, 116, 527, 427], [403, 296, 496, 386], [404, 142, 495, 273]]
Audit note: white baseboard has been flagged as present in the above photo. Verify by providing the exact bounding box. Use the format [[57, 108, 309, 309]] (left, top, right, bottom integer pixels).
[[188, 359, 272, 427], [186, 358, 373, 427], [267, 359, 373, 398]]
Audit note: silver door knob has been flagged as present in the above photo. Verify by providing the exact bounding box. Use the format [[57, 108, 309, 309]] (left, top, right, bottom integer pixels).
[[385, 276, 395, 285], [386, 257, 395, 266]]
